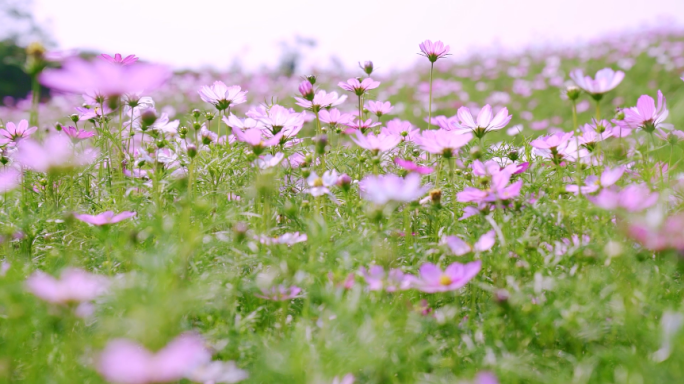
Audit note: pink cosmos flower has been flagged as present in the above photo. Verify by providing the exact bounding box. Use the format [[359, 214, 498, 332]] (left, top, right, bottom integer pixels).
[[74, 211, 136, 226], [655, 128, 684, 143], [359, 173, 430, 205], [247, 105, 305, 137], [26, 268, 109, 304], [15, 134, 98, 172], [351, 131, 401, 153], [255, 285, 302, 301], [457, 170, 523, 203], [223, 114, 260, 130], [0, 168, 21, 193], [453, 105, 512, 138], [566, 166, 624, 195], [587, 184, 658, 212], [628, 213, 684, 251], [415, 129, 473, 156], [332, 374, 355, 384], [569, 68, 625, 95], [410, 261, 481, 293], [382, 119, 419, 141], [394, 158, 434, 174], [100, 53, 139, 65], [298, 81, 313, 99], [338, 77, 381, 96], [306, 170, 339, 197], [256, 152, 284, 169], [474, 372, 500, 384], [62, 126, 95, 141], [359, 266, 412, 292], [319, 109, 354, 126], [1, 120, 37, 141], [620, 90, 669, 132], [232, 128, 283, 152], [344, 119, 382, 134], [199, 81, 248, 111], [295, 90, 347, 111], [418, 40, 450, 62], [366, 100, 393, 116], [443, 230, 496, 256], [40, 58, 171, 96], [97, 333, 211, 384]]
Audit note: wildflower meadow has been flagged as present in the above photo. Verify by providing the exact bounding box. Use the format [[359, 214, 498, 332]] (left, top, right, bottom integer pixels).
[[3, 25, 684, 384]]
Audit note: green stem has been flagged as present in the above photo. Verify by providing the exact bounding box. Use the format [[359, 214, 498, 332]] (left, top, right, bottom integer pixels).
[[595, 100, 601, 121], [29, 75, 40, 128], [427, 62, 434, 130]]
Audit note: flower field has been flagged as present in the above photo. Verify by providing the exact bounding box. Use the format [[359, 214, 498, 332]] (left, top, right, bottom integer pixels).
[[1, 25, 684, 383]]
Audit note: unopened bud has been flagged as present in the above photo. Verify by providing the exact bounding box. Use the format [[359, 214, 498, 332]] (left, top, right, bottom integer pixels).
[[70, 114, 80, 123], [566, 86, 581, 101], [232, 222, 248, 242], [470, 146, 482, 160], [205, 112, 214, 121], [507, 150, 519, 161], [306, 75, 316, 85], [55, 123, 62, 131], [337, 174, 352, 191], [614, 109, 625, 121], [359, 60, 374, 75], [179, 126, 189, 136], [141, 109, 157, 127], [298, 81, 314, 101], [192, 109, 201, 118], [315, 135, 328, 155], [187, 144, 198, 158], [495, 289, 510, 304]]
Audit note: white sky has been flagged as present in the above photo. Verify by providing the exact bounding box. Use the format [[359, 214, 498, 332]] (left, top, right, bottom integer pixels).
[[33, 0, 684, 73]]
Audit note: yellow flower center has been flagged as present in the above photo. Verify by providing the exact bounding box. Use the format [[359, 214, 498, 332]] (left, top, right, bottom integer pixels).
[[313, 178, 324, 187], [439, 275, 452, 286]]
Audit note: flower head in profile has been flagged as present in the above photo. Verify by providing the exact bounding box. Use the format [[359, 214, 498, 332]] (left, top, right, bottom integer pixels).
[[443, 230, 496, 256], [351, 131, 401, 153], [344, 119, 381, 134], [97, 333, 211, 384], [74, 211, 136, 226], [26, 268, 109, 304], [40, 58, 171, 96], [366, 100, 393, 117], [232, 128, 283, 154], [100, 53, 138, 65], [382, 119, 419, 141], [338, 77, 381, 96], [1, 120, 37, 142], [414, 129, 473, 157], [394, 158, 433, 174], [453, 105, 511, 138], [619, 90, 669, 133], [569, 68, 624, 97], [295, 90, 347, 111], [410, 261, 481, 293], [62, 126, 95, 141], [199, 81, 248, 111], [255, 285, 302, 301], [15, 134, 98, 172], [359, 173, 430, 205], [418, 40, 450, 62]]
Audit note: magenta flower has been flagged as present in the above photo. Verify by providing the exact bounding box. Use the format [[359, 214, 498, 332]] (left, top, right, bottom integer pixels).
[[454, 105, 512, 138], [411, 261, 481, 293], [100, 53, 139, 65], [382, 119, 419, 141], [569, 68, 625, 96], [0, 168, 21, 193], [620, 90, 669, 132], [74, 211, 136, 226], [444, 230, 495, 256], [359, 173, 430, 205], [26, 268, 109, 304], [344, 119, 382, 134], [338, 77, 381, 96], [256, 285, 302, 301], [415, 129, 473, 156], [319, 108, 354, 126], [366, 100, 393, 116], [15, 134, 98, 172], [530, 131, 574, 150], [40, 58, 171, 96], [394, 158, 434, 174], [351, 131, 401, 153], [97, 333, 212, 384], [62, 126, 95, 141], [295, 90, 347, 111], [359, 266, 412, 292], [587, 184, 658, 212], [1, 120, 37, 142], [199, 81, 248, 111], [418, 40, 450, 62], [297, 80, 313, 99]]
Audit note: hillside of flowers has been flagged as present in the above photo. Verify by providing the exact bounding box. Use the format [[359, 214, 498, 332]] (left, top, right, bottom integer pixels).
[[2, 25, 684, 383]]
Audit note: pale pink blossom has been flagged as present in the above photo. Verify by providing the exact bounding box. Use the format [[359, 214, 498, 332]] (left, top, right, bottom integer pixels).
[[359, 173, 430, 205], [26, 268, 109, 304], [15, 134, 98, 172], [199, 81, 248, 110], [453, 105, 511, 137], [75, 211, 136, 226], [338, 78, 380, 95], [0, 120, 37, 141], [100, 53, 138, 65], [415, 129, 472, 156], [570, 68, 625, 95], [410, 261, 481, 293], [366, 100, 393, 116], [351, 131, 401, 153], [418, 40, 450, 62]]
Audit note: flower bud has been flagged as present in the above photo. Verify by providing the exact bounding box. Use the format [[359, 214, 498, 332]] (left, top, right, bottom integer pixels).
[[566, 86, 581, 101], [301, 168, 311, 179], [495, 289, 510, 304], [429, 189, 442, 205], [359, 60, 374, 75], [614, 109, 625, 121], [306, 75, 316, 85], [70, 114, 80, 123], [179, 126, 189, 136], [232, 222, 248, 242], [192, 121, 202, 131], [55, 122, 63, 131], [507, 150, 519, 161], [315, 135, 328, 155], [298, 81, 314, 101], [187, 144, 198, 158], [469, 146, 482, 160], [141, 109, 157, 127], [192, 109, 201, 118], [204, 112, 214, 121], [304, 154, 313, 165], [337, 174, 352, 191]]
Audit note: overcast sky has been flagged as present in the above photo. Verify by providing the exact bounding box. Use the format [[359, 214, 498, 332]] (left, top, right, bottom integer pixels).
[[32, 0, 684, 73]]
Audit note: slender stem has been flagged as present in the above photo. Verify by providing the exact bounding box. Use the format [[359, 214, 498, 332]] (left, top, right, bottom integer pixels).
[[427, 62, 434, 130], [29, 75, 40, 129], [358, 95, 363, 127], [595, 100, 601, 121]]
